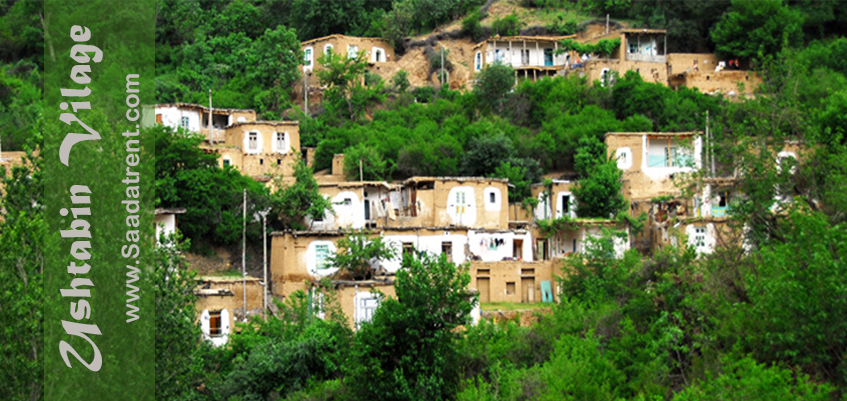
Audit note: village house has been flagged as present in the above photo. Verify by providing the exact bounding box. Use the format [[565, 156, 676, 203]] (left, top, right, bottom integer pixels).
[[195, 276, 264, 347], [154, 103, 301, 183], [472, 35, 577, 81], [301, 34, 396, 88]]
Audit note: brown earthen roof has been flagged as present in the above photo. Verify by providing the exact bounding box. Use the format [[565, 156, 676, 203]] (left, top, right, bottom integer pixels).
[[473, 34, 578, 49], [621, 28, 667, 34], [604, 131, 699, 138], [402, 176, 509, 185], [155, 103, 255, 114], [228, 120, 299, 128], [301, 34, 390, 46]]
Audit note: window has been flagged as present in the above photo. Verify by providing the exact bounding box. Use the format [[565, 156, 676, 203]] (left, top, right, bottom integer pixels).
[[521, 49, 530, 65], [693, 226, 706, 249], [223, 159, 231, 167], [156, 114, 163, 124], [180, 116, 190, 129], [304, 47, 313, 66], [441, 241, 453, 263], [324, 44, 333, 56], [259, 158, 264, 165], [489, 192, 496, 203], [402, 242, 414, 258], [475, 51, 482, 71], [375, 49, 382, 62], [315, 244, 331, 270], [543, 49, 553, 66], [275, 132, 286, 153], [355, 293, 380, 327], [629, 42, 638, 54], [456, 191, 466, 205], [506, 282, 516, 294], [248, 132, 258, 151], [560, 194, 570, 217], [348, 45, 358, 59], [209, 310, 222, 337]]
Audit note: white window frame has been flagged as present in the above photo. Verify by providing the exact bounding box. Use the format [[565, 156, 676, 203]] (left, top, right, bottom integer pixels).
[[475, 51, 482, 71], [304, 46, 314, 70], [180, 116, 190, 129], [248, 132, 259, 152]]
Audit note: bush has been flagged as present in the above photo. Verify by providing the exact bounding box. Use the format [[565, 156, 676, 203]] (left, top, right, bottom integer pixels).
[[461, 10, 484, 41], [492, 14, 521, 36]]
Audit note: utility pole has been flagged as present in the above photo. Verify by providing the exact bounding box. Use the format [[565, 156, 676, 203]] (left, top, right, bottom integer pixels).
[[359, 159, 363, 183], [606, 14, 609, 35], [209, 89, 213, 144], [440, 46, 444, 87], [262, 211, 268, 314], [304, 73, 309, 116], [242, 189, 247, 322]]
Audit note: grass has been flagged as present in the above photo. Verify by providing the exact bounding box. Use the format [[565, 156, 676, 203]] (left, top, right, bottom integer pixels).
[[206, 269, 244, 278], [481, 301, 554, 312]]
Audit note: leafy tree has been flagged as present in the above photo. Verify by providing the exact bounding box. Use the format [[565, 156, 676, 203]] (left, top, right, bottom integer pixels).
[[492, 14, 521, 36], [0, 148, 44, 401], [382, 0, 414, 53], [347, 254, 476, 400], [461, 9, 484, 42], [460, 130, 513, 176], [473, 63, 514, 114], [711, 0, 804, 60], [572, 158, 626, 218], [390, 69, 411, 92], [574, 135, 606, 178], [673, 356, 833, 401], [329, 230, 397, 280], [343, 142, 390, 181], [290, 0, 367, 40], [272, 159, 334, 230], [154, 233, 204, 400]]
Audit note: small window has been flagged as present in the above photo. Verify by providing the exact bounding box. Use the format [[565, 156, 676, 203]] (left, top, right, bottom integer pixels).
[[180, 116, 190, 129], [223, 159, 231, 167], [489, 192, 496, 203], [209, 310, 222, 337], [324, 44, 334, 56], [456, 191, 466, 205], [475, 51, 482, 71], [506, 282, 516, 294], [441, 241, 453, 263], [348, 45, 358, 59], [304, 48, 313, 65], [343, 198, 352, 206], [315, 244, 330, 270], [260, 158, 264, 165], [275, 132, 286, 151], [402, 242, 414, 258], [248, 132, 258, 151], [156, 114, 163, 124], [277, 159, 281, 165]]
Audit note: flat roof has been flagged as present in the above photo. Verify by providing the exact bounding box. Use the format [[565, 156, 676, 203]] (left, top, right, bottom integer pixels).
[[155, 102, 255, 114], [301, 34, 390, 46], [155, 207, 186, 215], [228, 120, 299, 128], [474, 34, 578, 49], [604, 131, 699, 138], [621, 28, 667, 34], [318, 181, 395, 189], [402, 176, 509, 185]]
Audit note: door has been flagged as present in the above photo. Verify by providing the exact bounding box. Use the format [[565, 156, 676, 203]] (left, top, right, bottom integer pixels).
[[544, 49, 553, 66], [513, 239, 523, 260], [477, 278, 490, 303], [522, 278, 535, 302], [364, 199, 371, 221]]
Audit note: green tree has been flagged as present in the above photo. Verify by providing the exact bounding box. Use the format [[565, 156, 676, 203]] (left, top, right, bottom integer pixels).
[[329, 230, 397, 280], [154, 233, 203, 400], [711, 0, 804, 60], [473, 63, 515, 114], [272, 159, 334, 230], [347, 254, 476, 400], [460, 131, 513, 176], [0, 148, 44, 401], [572, 158, 626, 218]]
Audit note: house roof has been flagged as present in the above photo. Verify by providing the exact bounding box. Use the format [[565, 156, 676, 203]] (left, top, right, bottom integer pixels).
[[621, 28, 667, 35], [473, 34, 578, 49], [155, 103, 255, 115], [228, 120, 299, 128], [402, 176, 509, 185], [604, 131, 699, 138], [301, 34, 391, 46], [155, 207, 187, 215]]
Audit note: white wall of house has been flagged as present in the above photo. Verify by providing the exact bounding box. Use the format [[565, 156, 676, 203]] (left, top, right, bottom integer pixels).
[[242, 131, 263, 154], [467, 230, 533, 262], [485, 42, 564, 68], [155, 106, 202, 133], [271, 131, 291, 154], [641, 135, 702, 180], [686, 223, 716, 255], [382, 233, 469, 272], [554, 191, 577, 219], [446, 186, 477, 226], [304, 240, 339, 277], [200, 308, 231, 347], [154, 213, 177, 244]]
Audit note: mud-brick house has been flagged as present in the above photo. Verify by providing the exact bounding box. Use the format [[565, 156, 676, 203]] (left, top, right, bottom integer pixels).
[[301, 34, 395, 87], [472, 35, 577, 81], [154, 103, 257, 143], [666, 53, 760, 97], [392, 176, 510, 230], [306, 181, 398, 231], [207, 120, 301, 181], [604, 131, 702, 252], [583, 28, 669, 85], [195, 276, 264, 347]]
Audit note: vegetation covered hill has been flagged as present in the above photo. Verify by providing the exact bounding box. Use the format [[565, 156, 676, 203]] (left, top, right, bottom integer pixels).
[[2, 0, 847, 400]]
